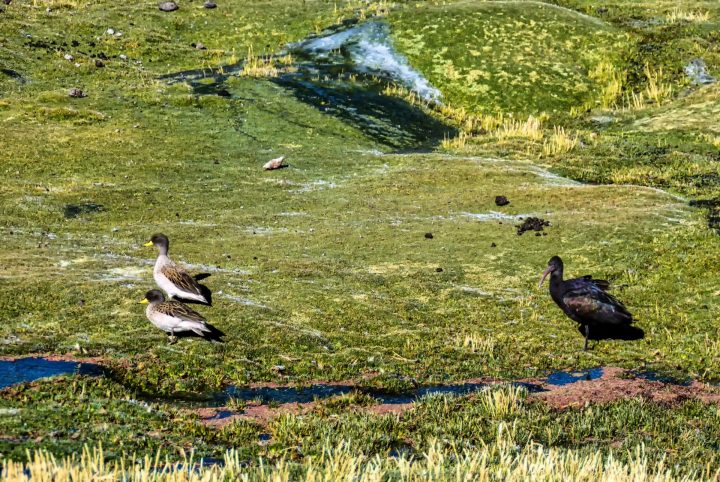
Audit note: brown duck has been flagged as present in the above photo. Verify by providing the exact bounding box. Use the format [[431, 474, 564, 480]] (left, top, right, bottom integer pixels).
[[145, 233, 212, 305], [139, 290, 224, 344]]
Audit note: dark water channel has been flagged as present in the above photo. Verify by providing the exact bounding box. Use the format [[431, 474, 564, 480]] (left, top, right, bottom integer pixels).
[[0, 357, 102, 389]]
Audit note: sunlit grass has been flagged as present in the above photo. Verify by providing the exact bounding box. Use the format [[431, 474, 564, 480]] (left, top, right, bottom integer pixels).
[[2, 438, 716, 481]]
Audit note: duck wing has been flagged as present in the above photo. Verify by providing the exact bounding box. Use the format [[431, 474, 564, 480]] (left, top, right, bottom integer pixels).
[[160, 263, 204, 297], [562, 279, 632, 325], [156, 301, 206, 323]]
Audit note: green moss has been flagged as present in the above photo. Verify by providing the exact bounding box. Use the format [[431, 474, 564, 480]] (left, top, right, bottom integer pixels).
[[390, 1, 631, 117]]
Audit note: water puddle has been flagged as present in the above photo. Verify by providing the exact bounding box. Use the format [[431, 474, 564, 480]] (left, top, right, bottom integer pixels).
[[161, 20, 456, 150], [545, 368, 605, 386], [0, 357, 103, 389]]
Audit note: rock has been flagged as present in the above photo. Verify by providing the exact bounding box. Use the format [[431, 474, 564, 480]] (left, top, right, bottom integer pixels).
[[685, 59, 716, 85], [490, 242, 496, 247], [119, 54, 127, 60], [159, 1, 178, 11], [63, 53, 74, 61], [194, 42, 206, 50], [263, 156, 287, 170], [203, 1, 217, 8], [435, 267, 443, 272], [271, 364, 286, 373], [424, 232, 433, 239], [68, 88, 86, 98], [106, 28, 114, 35], [95, 59, 105, 68], [494, 195, 510, 207]]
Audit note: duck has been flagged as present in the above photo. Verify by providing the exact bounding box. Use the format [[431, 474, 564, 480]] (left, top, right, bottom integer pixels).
[[144, 233, 212, 305], [139, 289, 224, 344], [539, 256, 637, 351]]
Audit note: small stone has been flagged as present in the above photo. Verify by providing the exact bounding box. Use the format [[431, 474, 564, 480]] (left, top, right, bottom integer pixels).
[[95, 59, 105, 68], [195, 42, 206, 50], [424, 232, 433, 239], [119, 54, 127, 60], [63, 53, 74, 61], [490, 242, 496, 247], [106, 28, 114, 35], [263, 156, 287, 170], [68, 88, 86, 98], [203, 1, 217, 8], [159, 1, 178, 12], [435, 267, 443, 273], [271, 365, 286, 373], [494, 195, 510, 207]]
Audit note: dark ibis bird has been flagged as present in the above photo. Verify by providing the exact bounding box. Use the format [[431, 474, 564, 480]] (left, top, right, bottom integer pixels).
[[539, 256, 641, 350]]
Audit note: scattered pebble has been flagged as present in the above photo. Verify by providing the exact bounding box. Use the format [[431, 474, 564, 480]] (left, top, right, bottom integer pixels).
[[203, 1, 217, 8], [106, 28, 115, 35], [516, 217, 550, 236], [271, 365, 286, 373], [494, 195, 510, 207], [159, 1, 178, 12], [194, 42, 206, 50], [490, 242, 497, 248], [63, 53, 74, 61], [119, 54, 127, 60], [95, 59, 105, 68], [263, 156, 287, 170], [424, 232, 433, 239], [68, 88, 86, 98], [435, 267, 443, 273]]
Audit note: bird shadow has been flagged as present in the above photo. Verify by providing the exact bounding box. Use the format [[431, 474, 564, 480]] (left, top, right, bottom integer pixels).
[[580, 324, 645, 341]]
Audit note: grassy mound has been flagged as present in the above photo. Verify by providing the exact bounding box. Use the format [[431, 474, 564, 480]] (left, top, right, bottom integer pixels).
[[389, 0, 630, 117]]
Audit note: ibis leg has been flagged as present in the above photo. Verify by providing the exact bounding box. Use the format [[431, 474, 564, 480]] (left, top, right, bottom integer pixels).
[[583, 325, 590, 351]]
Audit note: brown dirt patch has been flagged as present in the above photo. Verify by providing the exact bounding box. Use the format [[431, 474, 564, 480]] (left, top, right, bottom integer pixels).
[[533, 366, 720, 409]]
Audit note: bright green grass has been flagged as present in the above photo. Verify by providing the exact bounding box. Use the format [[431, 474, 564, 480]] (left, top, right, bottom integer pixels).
[[3, 377, 720, 474], [3, 0, 720, 476], [389, 0, 630, 117]]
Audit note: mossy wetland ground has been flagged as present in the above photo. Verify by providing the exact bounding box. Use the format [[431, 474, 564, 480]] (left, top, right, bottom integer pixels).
[[1, 0, 720, 479]]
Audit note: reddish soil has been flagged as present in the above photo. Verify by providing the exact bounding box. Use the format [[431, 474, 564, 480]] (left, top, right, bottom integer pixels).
[[532, 366, 720, 409], [0, 353, 107, 364]]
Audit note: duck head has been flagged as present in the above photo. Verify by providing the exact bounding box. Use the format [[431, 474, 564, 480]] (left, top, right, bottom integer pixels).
[[144, 233, 169, 255], [139, 289, 165, 304]]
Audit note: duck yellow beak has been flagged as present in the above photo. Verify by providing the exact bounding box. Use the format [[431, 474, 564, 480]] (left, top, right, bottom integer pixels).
[[139, 298, 149, 304], [143, 241, 154, 247]]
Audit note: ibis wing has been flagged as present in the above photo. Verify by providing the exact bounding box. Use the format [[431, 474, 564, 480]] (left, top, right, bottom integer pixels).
[[580, 275, 610, 291], [156, 301, 206, 323], [161, 264, 203, 296], [562, 283, 632, 325]]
